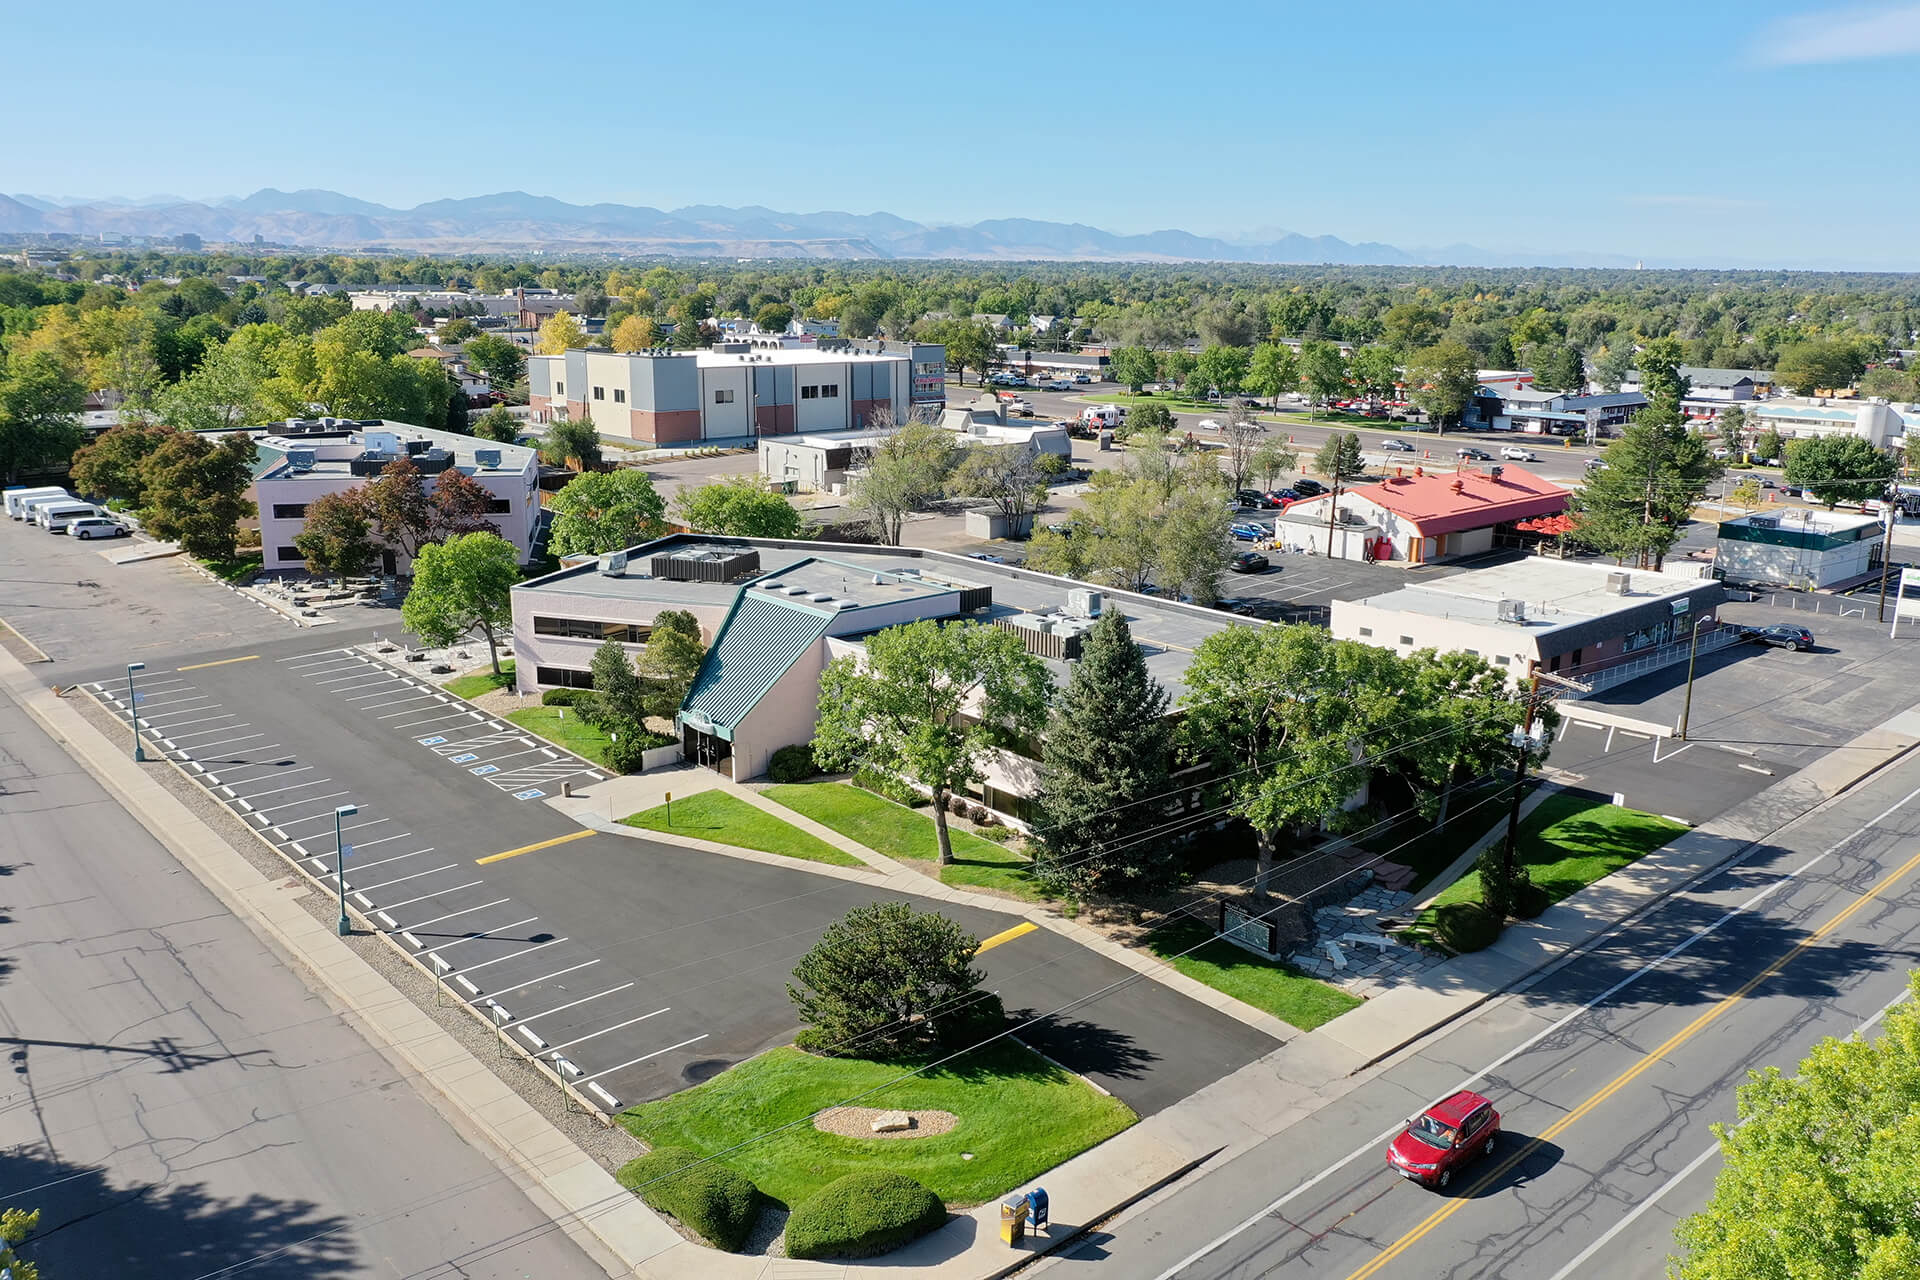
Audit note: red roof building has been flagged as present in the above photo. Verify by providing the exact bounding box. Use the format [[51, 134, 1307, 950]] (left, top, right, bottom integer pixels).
[[1274, 465, 1570, 564]]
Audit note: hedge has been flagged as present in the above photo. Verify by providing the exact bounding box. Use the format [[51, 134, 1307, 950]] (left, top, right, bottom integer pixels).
[[784, 1171, 946, 1261], [768, 743, 818, 783], [616, 1145, 762, 1252], [541, 687, 589, 707], [1435, 901, 1502, 953]]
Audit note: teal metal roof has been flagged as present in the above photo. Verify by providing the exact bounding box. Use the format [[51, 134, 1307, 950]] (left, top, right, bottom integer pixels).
[[678, 591, 831, 740]]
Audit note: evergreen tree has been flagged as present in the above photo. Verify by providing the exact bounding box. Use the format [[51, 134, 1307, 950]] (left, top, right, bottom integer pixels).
[[1033, 612, 1174, 897]]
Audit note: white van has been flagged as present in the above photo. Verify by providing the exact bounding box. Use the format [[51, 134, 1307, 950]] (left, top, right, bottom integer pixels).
[[37, 501, 102, 533], [18, 492, 76, 525], [1080, 405, 1127, 429], [5, 486, 68, 520], [66, 515, 129, 540]]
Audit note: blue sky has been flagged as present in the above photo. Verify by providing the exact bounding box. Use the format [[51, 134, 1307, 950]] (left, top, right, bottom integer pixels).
[[8, 0, 1920, 268]]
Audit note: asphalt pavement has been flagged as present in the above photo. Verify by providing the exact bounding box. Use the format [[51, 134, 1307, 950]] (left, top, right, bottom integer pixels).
[[0, 683, 616, 1278], [1034, 742, 1920, 1280]]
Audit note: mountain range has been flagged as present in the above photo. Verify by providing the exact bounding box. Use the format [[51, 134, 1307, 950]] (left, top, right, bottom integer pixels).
[[0, 188, 1643, 268]]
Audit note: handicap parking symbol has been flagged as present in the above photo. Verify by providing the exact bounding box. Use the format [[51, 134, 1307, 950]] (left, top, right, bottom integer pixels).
[[416, 735, 447, 746], [450, 752, 477, 763], [513, 788, 546, 800], [470, 764, 499, 776]]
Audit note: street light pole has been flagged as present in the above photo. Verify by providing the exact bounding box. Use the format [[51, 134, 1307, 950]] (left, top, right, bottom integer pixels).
[[1677, 613, 1713, 740], [125, 662, 146, 761], [1878, 501, 1897, 623], [333, 804, 357, 936]]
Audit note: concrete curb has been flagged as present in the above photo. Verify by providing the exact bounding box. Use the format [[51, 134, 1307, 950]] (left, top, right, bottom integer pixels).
[[0, 613, 52, 664]]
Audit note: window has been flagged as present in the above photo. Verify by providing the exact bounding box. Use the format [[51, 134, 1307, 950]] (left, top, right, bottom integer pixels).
[[554, 381, 564, 396], [485, 497, 512, 514], [801, 385, 819, 400], [1465, 648, 1479, 657], [1357, 626, 1373, 637], [714, 388, 735, 404], [821, 384, 839, 398], [532, 615, 651, 643], [1399, 635, 1414, 646], [271, 503, 308, 519], [613, 388, 626, 403], [1494, 654, 1510, 665], [534, 665, 595, 689], [592, 385, 604, 401], [277, 545, 302, 563]]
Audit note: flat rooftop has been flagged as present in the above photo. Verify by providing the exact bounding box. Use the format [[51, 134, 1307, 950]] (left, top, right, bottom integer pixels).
[[520, 536, 1257, 697], [1348, 557, 1708, 627], [254, 419, 537, 481], [1721, 508, 1880, 534]]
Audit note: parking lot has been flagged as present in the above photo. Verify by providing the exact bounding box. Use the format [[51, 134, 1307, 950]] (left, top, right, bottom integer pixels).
[[78, 632, 1276, 1116]]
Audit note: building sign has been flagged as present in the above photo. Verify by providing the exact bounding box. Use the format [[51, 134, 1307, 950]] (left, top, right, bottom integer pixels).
[[912, 360, 946, 402]]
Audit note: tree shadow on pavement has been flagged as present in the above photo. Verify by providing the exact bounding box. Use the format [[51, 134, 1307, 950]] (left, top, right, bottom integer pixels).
[[2, 1142, 360, 1279], [1008, 1014, 1159, 1083]]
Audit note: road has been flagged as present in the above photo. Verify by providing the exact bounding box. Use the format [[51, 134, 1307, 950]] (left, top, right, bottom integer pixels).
[[0, 692, 617, 1278], [1035, 744, 1920, 1280]]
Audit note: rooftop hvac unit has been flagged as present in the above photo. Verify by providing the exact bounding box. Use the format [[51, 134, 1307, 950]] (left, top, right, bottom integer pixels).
[[473, 448, 502, 468], [599, 550, 628, 577], [1066, 587, 1102, 618], [1496, 599, 1528, 623], [404, 439, 431, 456], [349, 450, 396, 477], [413, 448, 454, 476], [360, 429, 402, 455], [1606, 572, 1632, 594], [285, 449, 316, 469], [648, 548, 761, 582]]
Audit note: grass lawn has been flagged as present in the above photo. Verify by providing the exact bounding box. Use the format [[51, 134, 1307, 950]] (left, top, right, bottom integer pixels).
[[620, 1041, 1135, 1209], [444, 659, 515, 700], [622, 790, 861, 867], [1403, 793, 1688, 944], [504, 706, 619, 769], [196, 552, 263, 583], [1143, 919, 1362, 1031], [1358, 781, 1512, 895], [763, 782, 1042, 900]]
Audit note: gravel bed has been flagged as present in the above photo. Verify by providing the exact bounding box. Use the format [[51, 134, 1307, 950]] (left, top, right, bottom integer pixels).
[[814, 1106, 958, 1139]]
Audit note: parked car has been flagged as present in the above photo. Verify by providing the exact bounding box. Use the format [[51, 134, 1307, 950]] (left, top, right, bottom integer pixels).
[[1585, 457, 1607, 472], [1197, 418, 1223, 432], [1382, 438, 1416, 452], [1072, 373, 1092, 384], [1229, 522, 1266, 542], [1733, 471, 1778, 489], [1386, 1090, 1501, 1190], [1212, 596, 1256, 615], [1234, 489, 1267, 507], [1500, 446, 1536, 461], [967, 552, 1007, 563], [1230, 550, 1271, 573], [1456, 446, 1493, 461], [66, 515, 129, 540], [1045, 379, 1072, 392], [1267, 489, 1300, 506], [1290, 478, 1327, 497], [1744, 624, 1813, 651]]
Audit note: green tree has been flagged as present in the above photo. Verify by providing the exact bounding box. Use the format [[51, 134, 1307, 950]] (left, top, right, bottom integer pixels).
[[1755, 427, 1788, 464], [812, 619, 1051, 863], [1716, 404, 1748, 456], [787, 902, 994, 1057], [1156, 474, 1233, 605], [1313, 431, 1365, 481], [638, 608, 705, 719], [1573, 416, 1720, 568], [1784, 434, 1897, 508], [548, 468, 668, 557], [138, 430, 257, 559], [583, 636, 649, 727], [1192, 343, 1251, 397], [753, 301, 793, 333], [1636, 335, 1692, 406], [1406, 339, 1480, 431], [1774, 338, 1868, 396], [1671, 970, 1920, 1280], [1381, 301, 1445, 353], [1033, 611, 1175, 897], [535, 311, 587, 354], [1251, 437, 1297, 490], [438, 316, 479, 343], [541, 416, 603, 470], [610, 313, 658, 353], [1347, 344, 1400, 403], [1, 1206, 41, 1280], [474, 404, 519, 443], [1180, 626, 1406, 897], [1110, 345, 1159, 393], [0, 349, 86, 483], [463, 333, 526, 389], [1860, 366, 1916, 400], [1532, 344, 1587, 393], [1245, 342, 1299, 406], [1128, 401, 1176, 436], [1298, 340, 1349, 415], [292, 489, 377, 578], [947, 444, 1050, 535], [68, 421, 177, 507], [673, 475, 805, 537], [850, 416, 955, 545], [938, 321, 997, 386], [401, 531, 519, 675], [159, 337, 284, 432]]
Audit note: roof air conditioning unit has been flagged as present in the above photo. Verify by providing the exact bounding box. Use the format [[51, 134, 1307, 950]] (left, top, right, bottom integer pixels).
[[1067, 587, 1102, 618], [599, 550, 628, 577], [1496, 599, 1527, 623], [1606, 572, 1632, 594]]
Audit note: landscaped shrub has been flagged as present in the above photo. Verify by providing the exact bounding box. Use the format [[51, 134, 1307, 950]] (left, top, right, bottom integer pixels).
[[1512, 878, 1550, 920], [784, 1171, 946, 1261], [948, 794, 969, 817], [1435, 902, 1502, 953], [616, 1145, 762, 1252], [541, 688, 588, 707], [603, 725, 674, 774], [768, 743, 818, 783], [853, 768, 926, 808]]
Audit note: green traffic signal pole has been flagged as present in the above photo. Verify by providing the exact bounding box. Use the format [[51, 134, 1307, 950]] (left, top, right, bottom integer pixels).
[[334, 804, 357, 935]]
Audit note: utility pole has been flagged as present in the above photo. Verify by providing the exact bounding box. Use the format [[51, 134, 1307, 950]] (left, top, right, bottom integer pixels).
[[1878, 501, 1898, 623], [1325, 477, 1341, 559], [1498, 665, 1543, 911], [1677, 613, 1712, 740]]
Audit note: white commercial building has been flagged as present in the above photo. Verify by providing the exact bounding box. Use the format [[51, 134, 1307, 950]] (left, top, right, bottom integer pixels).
[[253, 419, 540, 575], [1715, 508, 1886, 590], [1332, 557, 1727, 690], [1743, 397, 1912, 449]]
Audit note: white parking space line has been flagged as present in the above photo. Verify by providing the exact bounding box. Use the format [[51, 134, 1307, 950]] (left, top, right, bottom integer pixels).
[[505, 983, 636, 1029], [185, 732, 268, 750], [137, 711, 236, 730], [482, 960, 601, 1000], [227, 772, 325, 799], [356, 693, 436, 711], [418, 917, 541, 957], [163, 722, 253, 742], [379, 881, 485, 911], [579, 1035, 709, 1084], [387, 709, 477, 729], [280, 648, 354, 664], [538, 1007, 670, 1054], [381, 704, 457, 720], [399, 897, 511, 931], [313, 672, 390, 687], [277, 806, 367, 827], [464, 746, 550, 768], [344, 831, 415, 851], [246, 790, 352, 815], [351, 864, 461, 893], [338, 818, 390, 834], [340, 686, 413, 702], [450, 937, 568, 975]]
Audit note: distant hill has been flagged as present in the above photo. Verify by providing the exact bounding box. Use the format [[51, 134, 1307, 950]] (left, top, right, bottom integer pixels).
[[0, 187, 1634, 267]]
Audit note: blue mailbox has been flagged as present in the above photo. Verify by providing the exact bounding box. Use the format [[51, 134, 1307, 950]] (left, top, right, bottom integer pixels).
[[1025, 1187, 1049, 1231]]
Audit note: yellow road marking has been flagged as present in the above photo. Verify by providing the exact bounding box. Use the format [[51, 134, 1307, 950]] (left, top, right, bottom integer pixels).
[[477, 830, 595, 865], [1342, 839, 1920, 1280], [177, 654, 259, 671], [978, 922, 1037, 953]]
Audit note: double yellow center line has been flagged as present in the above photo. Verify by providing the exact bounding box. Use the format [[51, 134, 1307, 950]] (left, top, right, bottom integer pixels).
[[1343, 839, 1920, 1280]]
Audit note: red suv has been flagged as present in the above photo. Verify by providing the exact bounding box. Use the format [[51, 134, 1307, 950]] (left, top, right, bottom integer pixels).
[[1386, 1090, 1500, 1190]]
